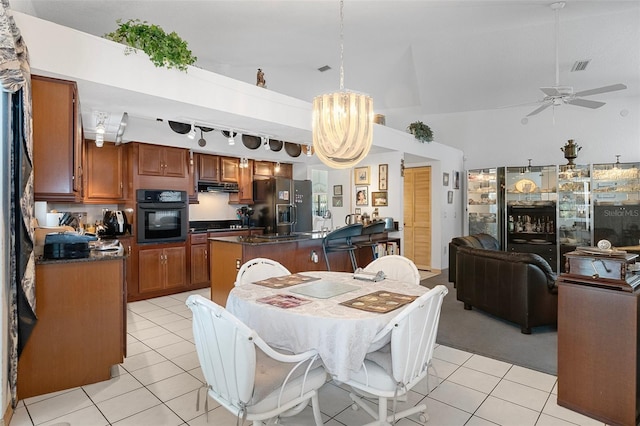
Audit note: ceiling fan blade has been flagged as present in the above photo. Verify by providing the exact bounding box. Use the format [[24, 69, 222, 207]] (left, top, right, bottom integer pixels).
[[526, 103, 552, 117], [574, 84, 627, 98], [540, 87, 561, 97], [566, 98, 606, 109]]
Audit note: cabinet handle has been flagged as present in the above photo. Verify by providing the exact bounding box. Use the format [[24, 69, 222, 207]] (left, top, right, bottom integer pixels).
[[204, 249, 208, 259]]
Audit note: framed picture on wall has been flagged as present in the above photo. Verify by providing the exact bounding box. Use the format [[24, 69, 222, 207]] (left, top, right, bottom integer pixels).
[[443, 172, 450, 187], [453, 171, 460, 189], [355, 186, 368, 206], [371, 191, 388, 206], [447, 190, 454, 204], [379, 164, 388, 190], [354, 166, 370, 185], [355, 208, 361, 214], [332, 196, 343, 207], [333, 185, 342, 196]]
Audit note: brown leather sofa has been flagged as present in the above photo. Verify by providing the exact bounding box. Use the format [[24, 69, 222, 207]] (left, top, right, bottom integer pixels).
[[448, 233, 500, 284], [455, 245, 558, 334]]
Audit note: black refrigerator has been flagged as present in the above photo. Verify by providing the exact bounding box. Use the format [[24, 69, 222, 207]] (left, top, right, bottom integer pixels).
[[253, 177, 313, 235]]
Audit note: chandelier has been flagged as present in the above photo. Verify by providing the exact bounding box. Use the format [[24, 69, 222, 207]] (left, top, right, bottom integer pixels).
[[312, 0, 373, 169]]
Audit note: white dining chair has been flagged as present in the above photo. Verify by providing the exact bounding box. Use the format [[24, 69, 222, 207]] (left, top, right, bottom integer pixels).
[[345, 285, 448, 425], [363, 255, 421, 286], [186, 294, 327, 426], [235, 257, 291, 286]]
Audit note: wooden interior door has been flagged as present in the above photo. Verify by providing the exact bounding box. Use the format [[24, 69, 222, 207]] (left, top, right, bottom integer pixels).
[[403, 166, 432, 270]]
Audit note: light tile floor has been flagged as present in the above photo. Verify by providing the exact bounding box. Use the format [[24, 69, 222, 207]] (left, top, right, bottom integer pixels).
[[11, 288, 604, 426]]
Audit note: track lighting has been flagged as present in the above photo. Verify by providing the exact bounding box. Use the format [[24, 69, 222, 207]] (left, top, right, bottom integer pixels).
[[306, 144, 313, 157], [263, 136, 270, 150], [187, 123, 196, 140], [95, 133, 104, 148], [275, 162, 281, 172], [227, 130, 235, 145]]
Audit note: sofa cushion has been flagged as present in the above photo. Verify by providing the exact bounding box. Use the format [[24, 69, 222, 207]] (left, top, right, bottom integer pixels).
[[457, 246, 557, 291], [448, 234, 500, 284]]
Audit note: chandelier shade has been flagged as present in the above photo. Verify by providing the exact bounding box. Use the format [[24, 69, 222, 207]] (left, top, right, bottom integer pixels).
[[311, 0, 374, 169], [312, 91, 373, 168]]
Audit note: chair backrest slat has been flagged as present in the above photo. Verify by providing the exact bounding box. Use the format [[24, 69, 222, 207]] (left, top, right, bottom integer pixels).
[[390, 285, 447, 385], [188, 295, 257, 406], [236, 257, 291, 286], [364, 255, 421, 285]]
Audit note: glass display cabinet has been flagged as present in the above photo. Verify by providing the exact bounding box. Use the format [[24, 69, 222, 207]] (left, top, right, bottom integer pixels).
[[592, 161, 640, 250], [505, 164, 558, 270], [466, 168, 504, 245], [557, 165, 592, 272]]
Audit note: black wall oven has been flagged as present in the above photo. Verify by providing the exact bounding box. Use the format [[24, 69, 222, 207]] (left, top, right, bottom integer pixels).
[[136, 189, 188, 244]]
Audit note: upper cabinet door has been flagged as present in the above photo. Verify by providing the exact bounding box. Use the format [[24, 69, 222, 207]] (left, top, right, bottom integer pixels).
[[198, 154, 220, 182], [138, 144, 186, 178], [84, 141, 124, 202], [32, 75, 82, 202], [163, 147, 187, 177], [220, 157, 239, 183]]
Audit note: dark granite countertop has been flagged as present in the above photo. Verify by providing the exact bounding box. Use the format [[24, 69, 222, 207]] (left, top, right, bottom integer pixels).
[[208, 232, 324, 245], [36, 248, 127, 265]]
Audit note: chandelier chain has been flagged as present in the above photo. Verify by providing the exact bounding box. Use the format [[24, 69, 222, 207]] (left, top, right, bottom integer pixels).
[[339, 0, 344, 91]]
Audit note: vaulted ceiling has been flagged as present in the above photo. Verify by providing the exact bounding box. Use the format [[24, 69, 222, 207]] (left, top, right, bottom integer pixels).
[[10, 0, 640, 144]]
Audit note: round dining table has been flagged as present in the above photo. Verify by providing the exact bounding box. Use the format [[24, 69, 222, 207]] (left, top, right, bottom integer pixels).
[[225, 270, 428, 382]]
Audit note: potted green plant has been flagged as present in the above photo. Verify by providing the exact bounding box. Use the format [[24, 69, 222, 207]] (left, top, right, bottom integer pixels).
[[104, 19, 197, 72], [407, 121, 434, 143]]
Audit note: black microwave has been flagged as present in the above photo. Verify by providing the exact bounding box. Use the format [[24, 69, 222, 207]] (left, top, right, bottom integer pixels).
[[136, 189, 188, 244]]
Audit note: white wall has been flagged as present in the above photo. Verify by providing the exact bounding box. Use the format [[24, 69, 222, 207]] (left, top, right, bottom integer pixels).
[[422, 96, 640, 170]]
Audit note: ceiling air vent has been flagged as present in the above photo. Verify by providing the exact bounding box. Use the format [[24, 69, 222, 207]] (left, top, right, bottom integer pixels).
[[318, 65, 331, 72], [571, 60, 591, 72]]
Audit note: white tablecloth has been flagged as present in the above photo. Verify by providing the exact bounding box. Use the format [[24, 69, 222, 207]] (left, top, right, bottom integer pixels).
[[226, 271, 427, 382]]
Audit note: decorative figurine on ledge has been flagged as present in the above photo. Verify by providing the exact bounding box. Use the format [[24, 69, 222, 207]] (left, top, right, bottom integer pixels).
[[561, 139, 581, 167], [256, 68, 266, 88]]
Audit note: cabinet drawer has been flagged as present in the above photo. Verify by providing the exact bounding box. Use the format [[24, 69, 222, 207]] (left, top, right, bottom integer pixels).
[[190, 233, 209, 244]]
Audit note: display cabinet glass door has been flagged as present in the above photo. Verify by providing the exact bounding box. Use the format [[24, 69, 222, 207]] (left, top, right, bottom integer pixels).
[[505, 165, 558, 271], [557, 165, 592, 272], [592, 161, 640, 249], [466, 168, 504, 245]]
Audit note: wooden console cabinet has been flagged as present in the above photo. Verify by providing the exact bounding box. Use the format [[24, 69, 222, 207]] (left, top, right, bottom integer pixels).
[[558, 274, 640, 426], [18, 259, 125, 399]]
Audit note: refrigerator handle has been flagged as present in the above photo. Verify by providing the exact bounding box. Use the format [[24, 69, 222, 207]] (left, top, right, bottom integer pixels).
[[291, 204, 297, 227]]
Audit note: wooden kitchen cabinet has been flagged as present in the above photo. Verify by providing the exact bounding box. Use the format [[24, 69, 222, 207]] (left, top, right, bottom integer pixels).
[[137, 243, 187, 294], [198, 154, 221, 182], [189, 233, 210, 287], [229, 159, 254, 204], [32, 75, 84, 202], [138, 144, 187, 178], [18, 259, 125, 399], [274, 162, 293, 178], [84, 140, 126, 202], [220, 156, 239, 183], [254, 160, 293, 179], [254, 160, 273, 177]]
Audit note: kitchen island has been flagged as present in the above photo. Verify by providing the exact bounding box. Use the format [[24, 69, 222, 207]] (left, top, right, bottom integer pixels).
[[18, 252, 126, 399], [209, 232, 400, 306]]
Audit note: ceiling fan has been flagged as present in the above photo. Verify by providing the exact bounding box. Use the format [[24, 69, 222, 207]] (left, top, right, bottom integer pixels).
[[525, 1, 627, 117]]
